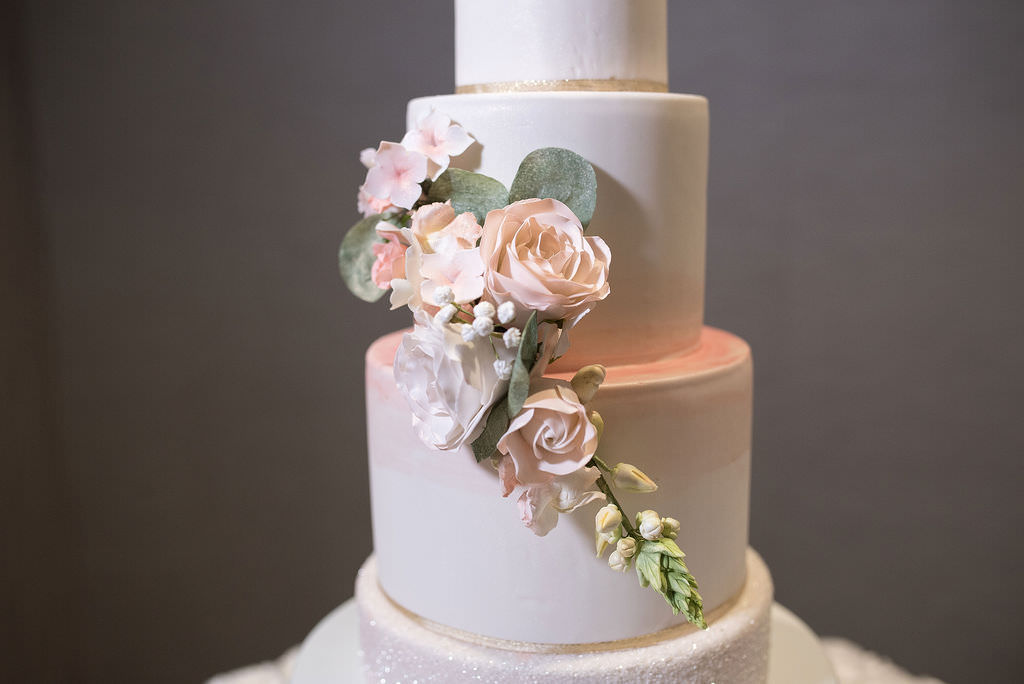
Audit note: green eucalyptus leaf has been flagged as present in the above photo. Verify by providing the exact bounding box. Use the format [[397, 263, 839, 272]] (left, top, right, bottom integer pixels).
[[427, 168, 509, 224], [507, 311, 539, 417], [508, 147, 598, 228], [471, 396, 510, 463], [339, 214, 387, 302]]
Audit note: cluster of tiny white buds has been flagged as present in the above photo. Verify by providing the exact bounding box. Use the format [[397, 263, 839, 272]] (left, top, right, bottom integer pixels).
[[434, 304, 457, 325], [473, 301, 496, 320], [497, 301, 516, 325], [636, 509, 663, 541], [661, 517, 680, 540], [432, 286, 455, 307], [460, 324, 477, 343], [503, 327, 522, 350], [594, 504, 621, 534], [472, 316, 495, 337], [493, 358, 514, 380], [616, 537, 637, 559]]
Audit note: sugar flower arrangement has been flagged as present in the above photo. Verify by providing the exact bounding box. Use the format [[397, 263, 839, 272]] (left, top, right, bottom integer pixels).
[[340, 110, 706, 628]]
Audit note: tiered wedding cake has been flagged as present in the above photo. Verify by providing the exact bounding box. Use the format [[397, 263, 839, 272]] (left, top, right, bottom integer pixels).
[[348, 1, 774, 681]]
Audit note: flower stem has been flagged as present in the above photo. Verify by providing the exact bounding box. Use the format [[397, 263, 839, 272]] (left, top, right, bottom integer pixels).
[[591, 466, 636, 537]]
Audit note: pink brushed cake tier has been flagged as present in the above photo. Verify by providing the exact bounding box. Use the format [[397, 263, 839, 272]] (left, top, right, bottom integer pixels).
[[364, 326, 754, 644]]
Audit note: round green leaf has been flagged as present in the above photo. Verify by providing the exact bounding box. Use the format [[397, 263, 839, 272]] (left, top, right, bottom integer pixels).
[[427, 168, 509, 224], [339, 214, 387, 303], [508, 147, 598, 228]]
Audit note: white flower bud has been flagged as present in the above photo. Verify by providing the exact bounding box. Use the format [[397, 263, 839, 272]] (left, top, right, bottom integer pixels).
[[432, 286, 455, 306], [460, 324, 476, 342], [359, 147, 377, 168], [637, 511, 663, 541], [595, 527, 621, 557], [570, 364, 606, 404], [493, 358, 513, 380], [661, 517, 680, 540], [473, 301, 496, 320], [610, 463, 658, 493], [434, 304, 457, 325], [594, 504, 621, 534], [608, 550, 628, 572], [472, 316, 494, 337], [497, 301, 516, 324], [616, 537, 637, 558], [502, 327, 522, 350]]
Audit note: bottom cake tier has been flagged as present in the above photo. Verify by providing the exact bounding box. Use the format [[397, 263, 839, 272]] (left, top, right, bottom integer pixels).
[[356, 548, 773, 683]]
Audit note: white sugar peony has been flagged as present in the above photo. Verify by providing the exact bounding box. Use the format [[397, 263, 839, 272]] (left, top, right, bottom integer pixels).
[[393, 314, 513, 451], [401, 110, 474, 180]]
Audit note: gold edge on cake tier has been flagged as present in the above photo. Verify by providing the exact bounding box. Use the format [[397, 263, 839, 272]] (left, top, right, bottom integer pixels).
[[455, 78, 669, 94]]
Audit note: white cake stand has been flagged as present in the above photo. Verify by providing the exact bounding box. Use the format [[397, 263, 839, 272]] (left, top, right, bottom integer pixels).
[[291, 599, 837, 684]]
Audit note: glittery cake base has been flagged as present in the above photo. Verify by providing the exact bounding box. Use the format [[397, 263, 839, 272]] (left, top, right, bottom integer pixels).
[[355, 548, 773, 683]]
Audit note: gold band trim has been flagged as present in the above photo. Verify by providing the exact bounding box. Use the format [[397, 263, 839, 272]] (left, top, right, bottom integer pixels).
[[378, 577, 730, 654], [456, 78, 669, 94]]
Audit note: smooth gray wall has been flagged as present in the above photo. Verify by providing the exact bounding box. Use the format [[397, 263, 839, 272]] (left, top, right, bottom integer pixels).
[[10, 1, 1023, 682]]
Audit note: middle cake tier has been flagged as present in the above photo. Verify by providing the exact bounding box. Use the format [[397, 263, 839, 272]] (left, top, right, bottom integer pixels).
[[408, 92, 709, 368], [365, 325, 752, 644]]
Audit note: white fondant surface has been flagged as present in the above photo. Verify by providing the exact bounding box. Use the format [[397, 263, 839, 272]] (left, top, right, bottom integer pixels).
[[455, 0, 667, 88], [365, 326, 752, 644], [408, 92, 709, 367], [352, 550, 776, 683]]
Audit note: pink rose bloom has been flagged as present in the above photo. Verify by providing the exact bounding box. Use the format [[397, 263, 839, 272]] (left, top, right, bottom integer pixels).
[[401, 110, 474, 180], [480, 198, 611, 329], [370, 239, 406, 290], [497, 381, 599, 487], [363, 141, 428, 211]]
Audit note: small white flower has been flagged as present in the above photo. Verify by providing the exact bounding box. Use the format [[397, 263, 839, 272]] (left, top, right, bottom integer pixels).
[[637, 510, 663, 541], [359, 147, 377, 168], [661, 517, 680, 540], [610, 463, 658, 493], [434, 304, 457, 325], [432, 285, 455, 306], [497, 301, 516, 325], [460, 324, 476, 342], [594, 504, 621, 534], [595, 527, 621, 557], [616, 537, 637, 558], [473, 301, 496, 320], [503, 327, 522, 349], [493, 358, 514, 380], [472, 316, 494, 337], [608, 550, 629, 572]]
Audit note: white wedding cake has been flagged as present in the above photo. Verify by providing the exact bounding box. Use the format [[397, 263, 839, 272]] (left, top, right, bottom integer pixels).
[[342, 1, 779, 682]]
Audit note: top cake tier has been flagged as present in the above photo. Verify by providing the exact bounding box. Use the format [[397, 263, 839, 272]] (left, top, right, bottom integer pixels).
[[455, 0, 668, 92]]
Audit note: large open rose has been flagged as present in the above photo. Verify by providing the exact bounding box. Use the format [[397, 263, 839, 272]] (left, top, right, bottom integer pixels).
[[393, 315, 512, 451], [480, 198, 610, 328], [496, 381, 598, 486]]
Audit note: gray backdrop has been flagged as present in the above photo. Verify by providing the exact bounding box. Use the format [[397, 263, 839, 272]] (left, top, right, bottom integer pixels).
[[4, 1, 1023, 682]]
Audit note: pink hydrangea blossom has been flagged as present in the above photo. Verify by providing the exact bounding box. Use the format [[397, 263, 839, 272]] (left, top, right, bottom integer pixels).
[[401, 110, 474, 180], [357, 184, 396, 218], [363, 141, 428, 211]]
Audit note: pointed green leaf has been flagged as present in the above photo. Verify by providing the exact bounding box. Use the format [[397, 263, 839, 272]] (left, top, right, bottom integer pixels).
[[508, 148, 598, 228], [635, 549, 664, 593], [427, 168, 509, 224], [471, 396, 510, 463], [507, 311, 539, 417], [339, 214, 388, 302]]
